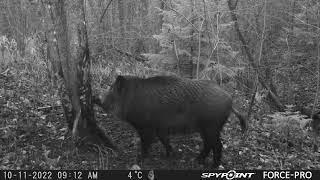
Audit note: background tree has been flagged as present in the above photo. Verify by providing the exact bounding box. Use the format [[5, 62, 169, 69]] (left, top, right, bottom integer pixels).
[[47, 0, 115, 148]]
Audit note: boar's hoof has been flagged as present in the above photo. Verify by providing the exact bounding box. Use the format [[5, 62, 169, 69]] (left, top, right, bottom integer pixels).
[[164, 149, 176, 158], [166, 150, 173, 157], [212, 156, 221, 169], [196, 155, 206, 165], [211, 162, 219, 169], [138, 150, 150, 160], [165, 146, 174, 157]]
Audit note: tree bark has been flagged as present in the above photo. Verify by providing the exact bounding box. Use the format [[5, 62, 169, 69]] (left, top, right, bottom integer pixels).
[[184, 0, 195, 79], [118, 0, 126, 49], [154, 0, 165, 53], [49, 0, 115, 149]]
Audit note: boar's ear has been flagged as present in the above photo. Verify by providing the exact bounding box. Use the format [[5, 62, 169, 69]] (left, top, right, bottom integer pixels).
[[115, 75, 126, 92]]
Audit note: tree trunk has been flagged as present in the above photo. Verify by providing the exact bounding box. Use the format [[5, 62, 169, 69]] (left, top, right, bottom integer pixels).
[[118, 0, 126, 50], [154, 0, 165, 53], [227, 0, 284, 111], [185, 0, 195, 79], [49, 0, 115, 149]]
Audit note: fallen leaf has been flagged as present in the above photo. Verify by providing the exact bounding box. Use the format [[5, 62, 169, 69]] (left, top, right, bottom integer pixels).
[[46, 122, 53, 128], [58, 136, 65, 140]]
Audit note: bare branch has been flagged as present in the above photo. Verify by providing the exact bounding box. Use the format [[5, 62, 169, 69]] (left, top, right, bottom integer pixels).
[[99, 0, 114, 23], [160, 0, 199, 32]]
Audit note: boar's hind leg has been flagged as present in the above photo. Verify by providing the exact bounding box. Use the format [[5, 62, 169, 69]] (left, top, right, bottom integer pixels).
[[137, 128, 154, 158], [198, 125, 222, 169], [197, 126, 213, 165], [211, 133, 222, 169], [156, 128, 173, 156]]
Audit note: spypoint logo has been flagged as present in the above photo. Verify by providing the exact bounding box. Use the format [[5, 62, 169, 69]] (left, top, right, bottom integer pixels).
[[201, 170, 255, 180]]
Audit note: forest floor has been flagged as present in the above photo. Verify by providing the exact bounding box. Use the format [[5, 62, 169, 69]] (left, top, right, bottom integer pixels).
[[1, 65, 320, 170]]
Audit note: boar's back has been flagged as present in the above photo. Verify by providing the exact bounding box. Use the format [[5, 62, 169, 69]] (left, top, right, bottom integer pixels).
[[114, 76, 232, 129]]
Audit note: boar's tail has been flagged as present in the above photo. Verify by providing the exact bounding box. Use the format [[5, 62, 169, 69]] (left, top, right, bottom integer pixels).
[[231, 107, 248, 133]]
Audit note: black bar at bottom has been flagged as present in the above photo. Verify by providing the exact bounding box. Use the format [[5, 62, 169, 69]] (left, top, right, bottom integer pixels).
[[1, 170, 319, 180]]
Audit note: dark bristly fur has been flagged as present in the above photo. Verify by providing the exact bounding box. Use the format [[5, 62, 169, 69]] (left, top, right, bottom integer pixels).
[[96, 75, 247, 168]]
